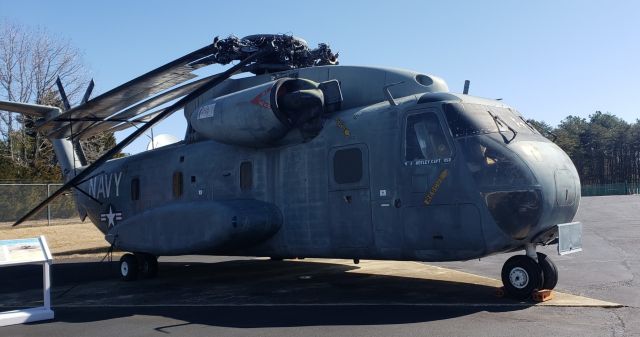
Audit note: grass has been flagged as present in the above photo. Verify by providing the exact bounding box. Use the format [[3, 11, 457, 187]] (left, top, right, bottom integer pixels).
[[0, 221, 113, 259]]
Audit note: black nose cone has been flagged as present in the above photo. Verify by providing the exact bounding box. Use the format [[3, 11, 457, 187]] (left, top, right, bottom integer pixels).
[[484, 189, 543, 240]]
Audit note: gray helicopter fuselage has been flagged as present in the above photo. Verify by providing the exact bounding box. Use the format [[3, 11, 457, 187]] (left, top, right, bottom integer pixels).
[[75, 65, 580, 262]]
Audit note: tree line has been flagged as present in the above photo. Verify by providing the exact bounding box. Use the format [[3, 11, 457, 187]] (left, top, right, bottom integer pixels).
[[0, 21, 116, 182], [529, 111, 640, 188]]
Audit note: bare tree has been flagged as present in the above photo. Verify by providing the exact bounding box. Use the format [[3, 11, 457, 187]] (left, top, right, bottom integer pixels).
[[0, 20, 88, 171]]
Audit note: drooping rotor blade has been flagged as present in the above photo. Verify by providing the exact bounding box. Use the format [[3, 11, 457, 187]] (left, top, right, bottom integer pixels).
[[67, 106, 169, 140], [106, 75, 218, 122], [34, 44, 219, 137], [82, 79, 95, 104], [13, 48, 271, 227], [55, 77, 71, 111], [54, 45, 217, 120], [107, 108, 167, 133], [53, 74, 220, 140]]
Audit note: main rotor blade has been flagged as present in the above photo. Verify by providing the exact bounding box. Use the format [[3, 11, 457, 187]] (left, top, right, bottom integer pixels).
[[65, 74, 219, 140], [107, 108, 167, 133], [13, 48, 271, 227]]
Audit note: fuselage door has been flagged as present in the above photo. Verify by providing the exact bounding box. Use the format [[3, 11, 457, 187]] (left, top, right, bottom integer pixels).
[[400, 107, 459, 255], [401, 108, 455, 206], [328, 144, 373, 252]]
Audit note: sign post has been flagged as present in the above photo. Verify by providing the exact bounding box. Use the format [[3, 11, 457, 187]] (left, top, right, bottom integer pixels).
[[0, 236, 54, 326]]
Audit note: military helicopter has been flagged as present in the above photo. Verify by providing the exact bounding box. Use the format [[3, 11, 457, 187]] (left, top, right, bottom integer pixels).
[[0, 34, 582, 300]]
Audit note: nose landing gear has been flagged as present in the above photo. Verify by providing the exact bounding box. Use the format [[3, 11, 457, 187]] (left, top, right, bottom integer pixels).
[[501, 255, 543, 299], [501, 246, 559, 300]]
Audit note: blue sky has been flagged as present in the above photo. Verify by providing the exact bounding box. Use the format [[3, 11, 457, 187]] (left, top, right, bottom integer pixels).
[[1, 0, 638, 153]]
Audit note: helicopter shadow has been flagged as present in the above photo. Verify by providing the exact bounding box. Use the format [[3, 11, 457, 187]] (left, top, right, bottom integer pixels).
[[1, 258, 533, 328]]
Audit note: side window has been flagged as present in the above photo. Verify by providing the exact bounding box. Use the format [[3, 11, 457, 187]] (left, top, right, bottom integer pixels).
[[172, 171, 183, 198], [131, 178, 140, 201], [333, 148, 363, 184], [405, 112, 452, 161], [240, 161, 253, 191]]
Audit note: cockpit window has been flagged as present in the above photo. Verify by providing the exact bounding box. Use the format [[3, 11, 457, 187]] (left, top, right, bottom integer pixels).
[[444, 103, 536, 138], [459, 135, 537, 188], [405, 112, 452, 161]]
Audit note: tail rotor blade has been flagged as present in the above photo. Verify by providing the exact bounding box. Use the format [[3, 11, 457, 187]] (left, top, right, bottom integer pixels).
[[82, 79, 95, 104], [55, 77, 71, 111]]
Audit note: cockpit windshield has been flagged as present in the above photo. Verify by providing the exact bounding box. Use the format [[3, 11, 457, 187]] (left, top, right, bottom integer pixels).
[[444, 103, 537, 138]]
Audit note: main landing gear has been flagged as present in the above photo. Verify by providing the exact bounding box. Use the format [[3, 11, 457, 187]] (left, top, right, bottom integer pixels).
[[119, 253, 158, 281], [500, 244, 559, 300]]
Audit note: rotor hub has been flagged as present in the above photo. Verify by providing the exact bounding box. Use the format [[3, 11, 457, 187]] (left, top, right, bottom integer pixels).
[[210, 34, 339, 74]]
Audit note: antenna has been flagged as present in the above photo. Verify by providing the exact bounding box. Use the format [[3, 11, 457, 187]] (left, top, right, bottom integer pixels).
[[463, 80, 470, 95]]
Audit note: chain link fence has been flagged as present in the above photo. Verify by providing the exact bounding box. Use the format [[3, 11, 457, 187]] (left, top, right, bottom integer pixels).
[[581, 182, 640, 197], [0, 183, 80, 227]]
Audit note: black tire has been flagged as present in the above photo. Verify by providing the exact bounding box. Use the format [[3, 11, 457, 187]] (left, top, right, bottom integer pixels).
[[137, 253, 158, 279], [537, 252, 558, 290], [501, 255, 543, 300], [120, 253, 139, 281]]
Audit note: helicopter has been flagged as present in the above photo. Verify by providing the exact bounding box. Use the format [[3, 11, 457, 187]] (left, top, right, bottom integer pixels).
[[0, 34, 582, 300]]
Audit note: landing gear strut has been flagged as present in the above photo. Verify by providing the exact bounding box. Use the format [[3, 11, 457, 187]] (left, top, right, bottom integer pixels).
[[501, 245, 559, 300], [119, 253, 159, 281]]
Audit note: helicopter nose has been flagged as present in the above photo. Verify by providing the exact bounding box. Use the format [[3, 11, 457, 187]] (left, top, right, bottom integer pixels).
[[510, 140, 581, 236], [461, 135, 579, 241]]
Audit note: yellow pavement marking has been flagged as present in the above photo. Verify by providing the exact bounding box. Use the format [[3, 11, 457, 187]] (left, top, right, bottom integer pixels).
[[304, 259, 621, 308]]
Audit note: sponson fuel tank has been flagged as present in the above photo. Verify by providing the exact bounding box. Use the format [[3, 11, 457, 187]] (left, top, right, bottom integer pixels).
[[106, 199, 282, 255], [190, 78, 341, 147]]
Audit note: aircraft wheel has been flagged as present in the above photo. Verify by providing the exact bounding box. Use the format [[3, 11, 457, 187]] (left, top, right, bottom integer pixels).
[[537, 252, 558, 290], [137, 253, 158, 279], [120, 253, 139, 281], [501, 255, 543, 300]]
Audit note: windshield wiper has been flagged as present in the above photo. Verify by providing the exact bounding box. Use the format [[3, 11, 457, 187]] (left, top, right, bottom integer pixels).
[[518, 115, 558, 142], [518, 116, 538, 133], [487, 110, 517, 143]]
